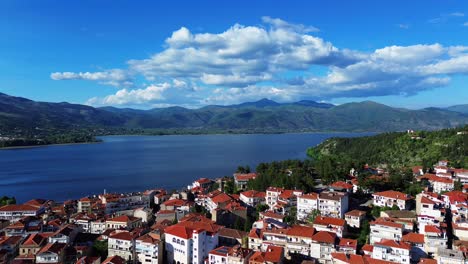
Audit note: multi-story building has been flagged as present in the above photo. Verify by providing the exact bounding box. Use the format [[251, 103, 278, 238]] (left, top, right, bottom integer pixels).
[[424, 225, 447, 255], [372, 239, 411, 264], [310, 231, 337, 264], [164, 214, 222, 264], [369, 218, 404, 245], [234, 173, 257, 191], [106, 215, 142, 230], [135, 233, 163, 264], [0, 205, 45, 223], [108, 231, 139, 261], [240, 190, 266, 207], [344, 210, 366, 228], [313, 216, 346, 238], [318, 191, 349, 219], [19, 233, 48, 257], [428, 176, 454, 193], [372, 190, 413, 210], [297, 193, 318, 221], [35, 243, 67, 264]]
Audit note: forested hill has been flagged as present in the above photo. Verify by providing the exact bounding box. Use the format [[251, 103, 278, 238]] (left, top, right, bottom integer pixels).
[[1, 92, 467, 137], [307, 126, 468, 170]]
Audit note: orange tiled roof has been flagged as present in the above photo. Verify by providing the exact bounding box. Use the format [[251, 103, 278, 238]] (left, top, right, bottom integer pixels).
[[373, 190, 412, 200], [314, 216, 345, 227]]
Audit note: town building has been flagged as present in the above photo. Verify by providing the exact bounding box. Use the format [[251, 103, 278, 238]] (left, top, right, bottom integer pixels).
[[318, 191, 349, 218], [372, 190, 413, 210]]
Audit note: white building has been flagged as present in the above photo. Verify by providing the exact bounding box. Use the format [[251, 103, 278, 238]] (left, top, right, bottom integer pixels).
[[135, 233, 163, 264], [239, 190, 265, 207], [428, 176, 454, 193], [424, 225, 447, 255], [207, 246, 230, 264], [108, 231, 138, 261], [0, 205, 44, 223], [344, 210, 366, 228], [318, 191, 349, 219], [164, 215, 221, 264], [369, 218, 404, 245], [372, 190, 412, 210], [297, 193, 318, 221], [313, 216, 346, 238], [35, 243, 66, 264], [372, 239, 411, 264]]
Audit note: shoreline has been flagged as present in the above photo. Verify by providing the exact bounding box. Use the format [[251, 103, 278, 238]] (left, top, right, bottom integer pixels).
[[0, 141, 102, 150]]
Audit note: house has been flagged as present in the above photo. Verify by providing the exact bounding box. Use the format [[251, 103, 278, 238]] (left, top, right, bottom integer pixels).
[[75, 256, 100, 264], [337, 238, 358, 254], [107, 230, 139, 261], [424, 225, 447, 255], [369, 218, 404, 245], [48, 224, 80, 244], [0, 205, 44, 223], [73, 213, 98, 233], [437, 248, 467, 264], [234, 173, 257, 191], [331, 252, 365, 264], [372, 191, 413, 210], [135, 233, 163, 264], [207, 246, 230, 264], [412, 166, 424, 176], [415, 194, 443, 220], [285, 225, 315, 256], [310, 231, 337, 264], [75, 256, 101, 264], [259, 211, 285, 223], [427, 175, 454, 193], [106, 215, 142, 230], [188, 178, 213, 192], [227, 245, 253, 264], [248, 245, 283, 264], [313, 216, 346, 238], [318, 191, 349, 218], [329, 181, 353, 193], [240, 190, 266, 207], [0, 236, 23, 258], [204, 191, 234, 212], [372, 239, 411, 264], [297, 193, 319, 222], [344, 210, 366, 228], [35, 243, 67, 264], [402, 233, 426, 262], [266, 187, 302, 213], [218, 227, 248, 247], [164, 214, 222, 264], [19, 233, 48, 257], [101, 255, 125, 264]]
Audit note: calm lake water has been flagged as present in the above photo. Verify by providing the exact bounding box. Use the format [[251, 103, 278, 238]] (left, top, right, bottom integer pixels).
[[0, 133, 371, 202]]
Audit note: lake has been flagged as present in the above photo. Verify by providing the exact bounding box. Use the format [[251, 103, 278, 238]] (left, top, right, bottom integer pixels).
[[0, 133, 371, 202]]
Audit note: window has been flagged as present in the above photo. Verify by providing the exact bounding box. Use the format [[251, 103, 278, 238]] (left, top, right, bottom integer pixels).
[[173, 238, 176, 242]]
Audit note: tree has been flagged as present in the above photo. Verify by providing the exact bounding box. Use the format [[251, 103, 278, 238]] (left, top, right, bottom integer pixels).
[[455, 179, 463, 191], [92, 240, 108, 260], [224, 179, 235, 194], [357, 220, 370, 246], [307, 209, 321, 223], [284, 207, 297, 225]]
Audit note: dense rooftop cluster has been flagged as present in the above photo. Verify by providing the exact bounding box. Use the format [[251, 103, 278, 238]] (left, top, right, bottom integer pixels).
[[0, 157, 467, 264]]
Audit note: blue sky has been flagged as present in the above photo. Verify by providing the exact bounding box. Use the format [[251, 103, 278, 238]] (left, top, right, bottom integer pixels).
[[0, 0, 467, 109]]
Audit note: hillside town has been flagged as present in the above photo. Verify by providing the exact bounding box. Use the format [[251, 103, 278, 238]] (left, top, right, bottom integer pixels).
[[0, 160, 467, 264]]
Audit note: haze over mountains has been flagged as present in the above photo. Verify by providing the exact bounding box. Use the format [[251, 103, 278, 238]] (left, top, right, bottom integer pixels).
[[0, 92, 467, 136]]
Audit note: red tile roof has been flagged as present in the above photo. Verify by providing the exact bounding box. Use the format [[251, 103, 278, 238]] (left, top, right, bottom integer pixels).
[[345, 209, 366, 217], [374, 239, 411, 251], [286, 225, 315, 238], [418, 258, 438, 264], [331, 181, 353, 190], [300, 193, 318, 200], [312, 231, 337, 244], [234, 173, 257, 181], [164, 215, 222, 239], [424, 225, 442, 234], [331, 252, 365, 264], [37, 243, 66, 254], [240, 190, 265, 198], [107, 215, 140, 223], [362, 244, 374, 254], [339, 238, 358, 249], [373, 190, 412, 200], [22, 234, 47, 247], [0, 205, 38, 212], [314, 216, 345, 227], [249, 245, 283, 263], [102, 256, 125, 264], [109, 231, 138, 241], [371, 217, 404, 229], [402, 232, 424, 244]]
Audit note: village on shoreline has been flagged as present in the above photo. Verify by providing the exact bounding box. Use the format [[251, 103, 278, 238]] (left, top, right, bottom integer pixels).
[[0, 156, 467, 264]]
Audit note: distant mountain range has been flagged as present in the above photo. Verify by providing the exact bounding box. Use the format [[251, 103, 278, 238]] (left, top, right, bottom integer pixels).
[[0, 92, 467, 138]]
